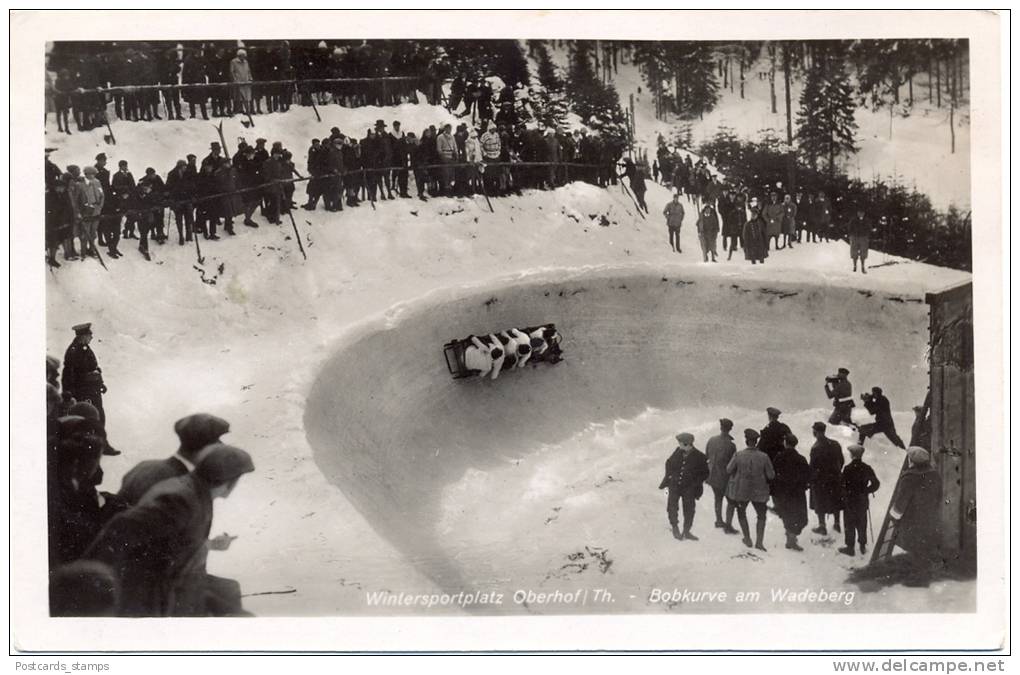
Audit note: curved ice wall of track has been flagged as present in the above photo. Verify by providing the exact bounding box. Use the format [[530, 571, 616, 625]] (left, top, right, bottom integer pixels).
[[304, 268, 929, 595]]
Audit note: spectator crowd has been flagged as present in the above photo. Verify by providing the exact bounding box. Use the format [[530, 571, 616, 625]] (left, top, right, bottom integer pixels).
[[47, 322, 255, 617], [44, 114, 621, 267]]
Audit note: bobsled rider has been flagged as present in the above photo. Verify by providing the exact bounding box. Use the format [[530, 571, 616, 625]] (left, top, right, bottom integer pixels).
[[503, 329, 535, 369], [528, 324, 562, 362], [464, 334, 505, 380]]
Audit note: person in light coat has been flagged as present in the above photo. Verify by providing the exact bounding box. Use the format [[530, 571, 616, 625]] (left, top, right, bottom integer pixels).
[[725, 428, 775, 551], [463, 334, 504, 380], [704, 418, 737, 531], [229, 49, 253, 115]]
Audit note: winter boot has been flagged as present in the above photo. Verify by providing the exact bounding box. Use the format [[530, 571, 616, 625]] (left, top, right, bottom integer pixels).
[[837, 546, 855, 556], [754, 520, 767, 551], [859, 542, 867, 555], [671, 524, 682, 541], [785, 532, 803, 551], [741, 536, 753, 548], [811, 525, 827, 535], [714, 520, 725, 529], [682, 530, 699, 541]]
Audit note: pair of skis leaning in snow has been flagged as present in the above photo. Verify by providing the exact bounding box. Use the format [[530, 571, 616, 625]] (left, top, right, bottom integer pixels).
[[444, 324, 563, 380]]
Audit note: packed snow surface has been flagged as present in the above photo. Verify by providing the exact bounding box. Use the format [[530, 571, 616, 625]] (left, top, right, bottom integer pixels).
[[46, 101, 970, 618]]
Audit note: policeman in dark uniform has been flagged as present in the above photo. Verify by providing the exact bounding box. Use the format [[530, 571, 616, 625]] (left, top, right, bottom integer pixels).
[[824, 367, 856, 427], [61, 323, 107, 426], [658, 432, 710, 541], [758, 407, 792, 465]]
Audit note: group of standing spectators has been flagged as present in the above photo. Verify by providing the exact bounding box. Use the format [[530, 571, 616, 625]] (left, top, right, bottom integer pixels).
[[653, 147, 877, 273], [48, 323, 255, 616], [45, 40, 439, 134], [658, 387, 944, 586]]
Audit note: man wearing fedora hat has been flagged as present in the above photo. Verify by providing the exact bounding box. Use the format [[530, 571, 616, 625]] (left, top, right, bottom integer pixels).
[[85, 443, 255, 616], [658, 432, 710, 541], [62, 323, 107, 426]]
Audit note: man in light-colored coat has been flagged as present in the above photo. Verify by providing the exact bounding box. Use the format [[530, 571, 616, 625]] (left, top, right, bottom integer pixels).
[[229, 49, 253, 114], [704, 418, 737, 531], [725, 428, 775, 551]]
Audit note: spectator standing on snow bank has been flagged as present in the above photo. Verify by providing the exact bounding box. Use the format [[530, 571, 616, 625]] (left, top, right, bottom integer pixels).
[[658, 432, 710, 541], [663, 192, 685, 254], [781, 193, 797, 250], [62, 323, 107, 426], [809, 421, 844, 537], [848, 208, 871, 275], [705, 418, 737, 531], [696, 203, 720, 263], [230, 49, 253, 116], [838, 444, 880, 557], [763, 191, 785, 251], [742, 197, 768, 265], [771, 433, 811, 552], [725, 428, 775, 551]]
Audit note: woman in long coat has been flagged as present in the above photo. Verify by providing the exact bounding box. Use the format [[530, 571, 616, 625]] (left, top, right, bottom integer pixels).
[[725, 429, 775, 551], [742, 198, 768, 264], [890, 447, 944, 586], [771, 434, 811, 551]]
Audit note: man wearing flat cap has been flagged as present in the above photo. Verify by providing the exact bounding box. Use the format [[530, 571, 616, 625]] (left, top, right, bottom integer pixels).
[[62, 323, 107, 426], [725, 429, 775, 550], [824, 367, 856, 427], [658, 432, 710, 541], [85, 443, 255, 617], [809, 421, 844, 535], [118, 413, 231, 505], [758, 407, 792, 465]]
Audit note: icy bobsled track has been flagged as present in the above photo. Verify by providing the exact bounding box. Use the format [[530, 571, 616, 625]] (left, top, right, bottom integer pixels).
[[305, 268, 957, 614]]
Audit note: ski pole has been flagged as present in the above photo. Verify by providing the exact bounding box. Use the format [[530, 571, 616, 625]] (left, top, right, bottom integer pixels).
[[286, 209, 307, 260], [478, 165, 494, 213]]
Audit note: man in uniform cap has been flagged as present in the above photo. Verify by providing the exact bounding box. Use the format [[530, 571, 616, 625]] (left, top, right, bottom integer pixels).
[[809, 421, 844, 535], [705, 418, 737, 530], [201, 142, 223, 173], [758, 407, 791, 465], [824, 367, 856, 427], [658, 432, 710, 541], [118, 413, 231, 505], [838, 444, 880, 556], [62, 323, 107, 426], [85, 443, 255, 617]]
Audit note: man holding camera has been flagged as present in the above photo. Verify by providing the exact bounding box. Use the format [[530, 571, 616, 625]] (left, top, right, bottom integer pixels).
[[858, 386, 907, 449], [824, 367, 856, 427]]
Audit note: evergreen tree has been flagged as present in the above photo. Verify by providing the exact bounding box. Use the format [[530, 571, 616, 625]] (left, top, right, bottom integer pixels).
[[796, 59, 859, 175], [566, 41, 629, 145]]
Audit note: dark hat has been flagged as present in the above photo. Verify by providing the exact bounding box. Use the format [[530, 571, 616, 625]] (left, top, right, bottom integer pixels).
[[68, 401, 101, 423], [847, 444, 865, 457], [872, 386, 883, 395], [57, 415, 102, 438], [117, 159, 129, 167], [719, 418, 734, 430], [210, 142, 220, 149], [743, 428, 760, 442], [837, 367, 850, 375], [256, 138, 267, 144], [95, 153, 107, 161], [186, 153, 197, 160], [375, 119, 386, 128], [72, 322, 92, 335], [330, 126, 340, 135], [145, 167, 156, 175], [812, 421, 827, 432], [785, 433, 799, 447], [766, 406, 781, 417], [174, 413, 230, 451], [675, 432, 695, 445], [195, 443, 255, 484]]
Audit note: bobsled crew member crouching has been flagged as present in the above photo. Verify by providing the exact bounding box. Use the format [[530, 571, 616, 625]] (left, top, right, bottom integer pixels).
[[464, 334, 505, 380]]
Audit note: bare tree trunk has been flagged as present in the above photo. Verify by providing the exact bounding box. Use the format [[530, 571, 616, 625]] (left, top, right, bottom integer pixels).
[[908, 74, 913, 105], [728, 56, 734, 93], [739, 58, 745, 99], [783, 44, 795, 191], [769, 45, 777, 113], [928, 62, 933, 104], [950, 55, 956, 153], [723, 57, 728, 89], [936, 59, 941, 107]]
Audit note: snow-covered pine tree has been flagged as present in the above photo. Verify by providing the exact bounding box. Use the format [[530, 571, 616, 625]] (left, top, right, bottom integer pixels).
[[567, 42, 629, 145], [531, 41, 569, 129], [796, 58, 859, 176]]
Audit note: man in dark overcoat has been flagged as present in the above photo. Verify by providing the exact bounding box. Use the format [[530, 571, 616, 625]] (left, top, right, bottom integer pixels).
[[771, 433, 811, 551], [61, 323, 107, 425], [658, 432, 710, 541], [809, 421, 845, 535]]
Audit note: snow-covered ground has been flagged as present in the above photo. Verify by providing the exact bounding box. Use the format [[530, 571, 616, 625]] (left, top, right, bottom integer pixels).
[[544, 44, 971, 211], [45, 95, 971, 617]]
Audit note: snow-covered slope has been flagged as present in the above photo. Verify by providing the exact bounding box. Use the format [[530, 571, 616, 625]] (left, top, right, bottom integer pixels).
[[544, 44, 970, 211], [45, 105, 970, 620]]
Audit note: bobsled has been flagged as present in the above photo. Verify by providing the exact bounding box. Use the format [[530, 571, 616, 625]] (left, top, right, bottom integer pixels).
[[443, 324, 563, 379]]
